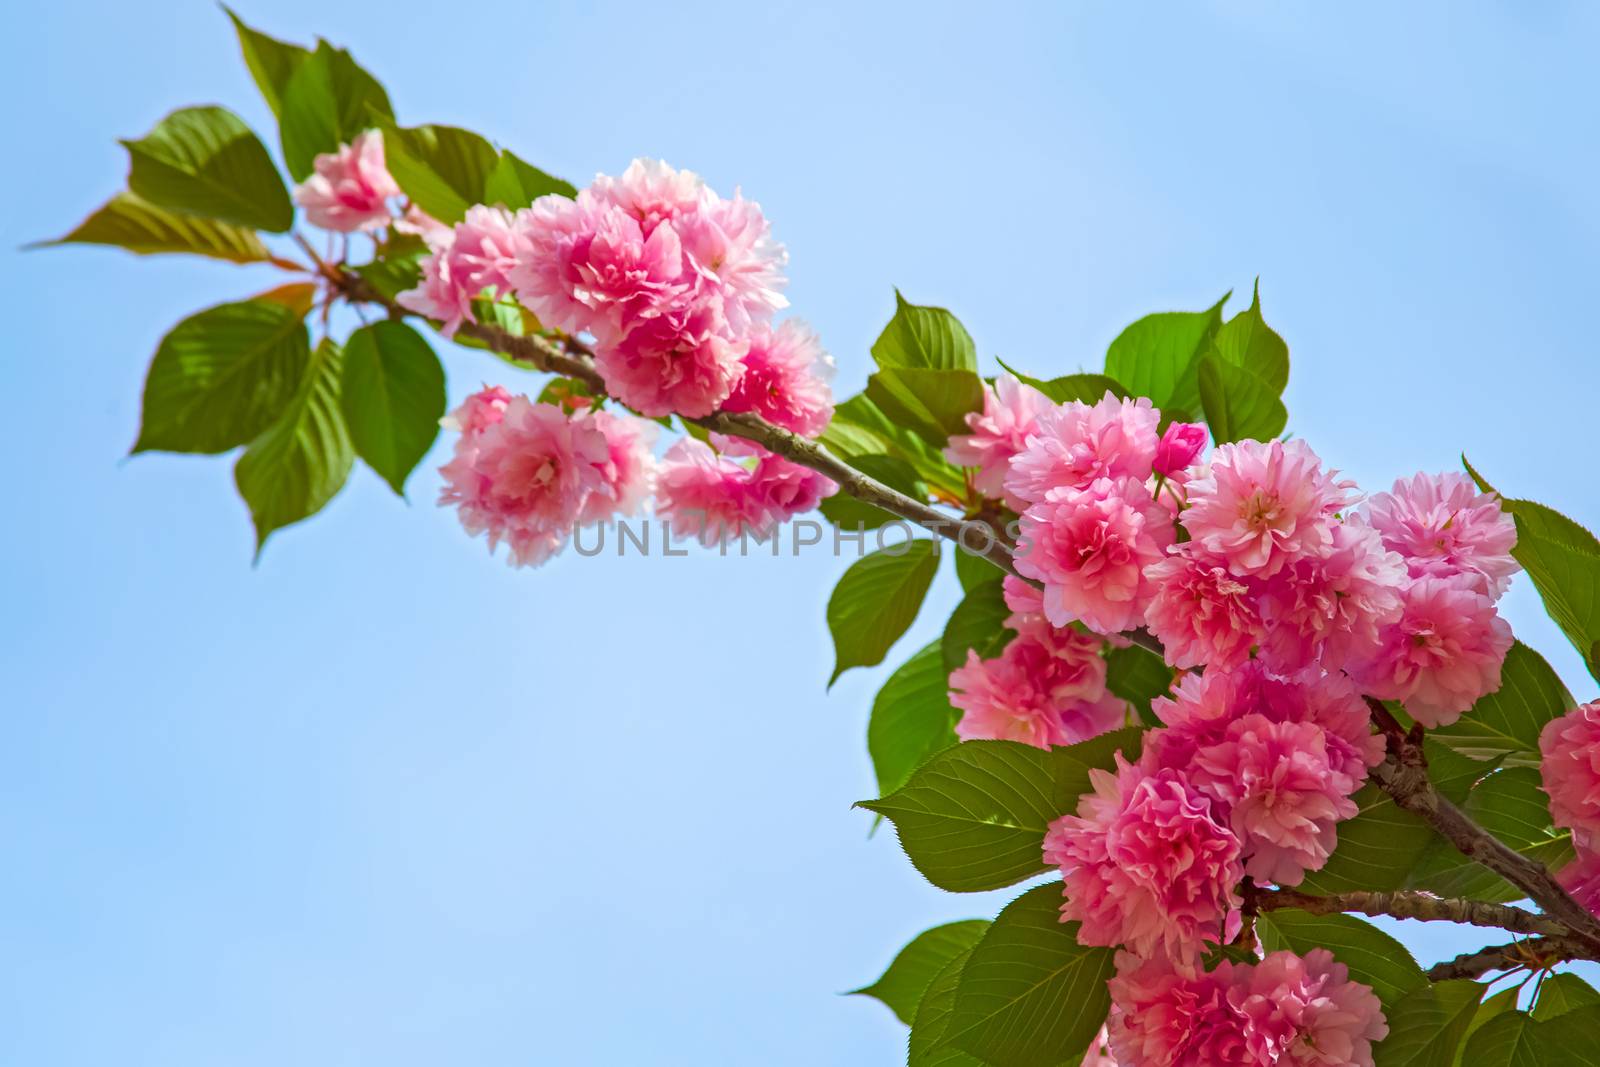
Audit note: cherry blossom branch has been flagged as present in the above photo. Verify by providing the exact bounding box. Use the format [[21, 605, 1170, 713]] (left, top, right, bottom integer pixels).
[[1425, 935, 1598, 982], [1247, 886, 1564, 937], [331, 266, 1031, 579], [1365, 698, 1600, 952]]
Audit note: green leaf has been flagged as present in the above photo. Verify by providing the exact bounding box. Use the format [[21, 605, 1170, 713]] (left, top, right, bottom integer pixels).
[[859, 730, 1140, 892], [955, 545, 1002, 592], [134, 300, 310, 455], [32, 191, 271, 263], [1376, 980, 1486, 1067], [224, 6, 310, 119], [908, 948, 985, 1067], [1465, 1005, 1600, 1066], [993, 359, 1126, 404], [1465, 459, 1600, 683], [1204, 280, 1289, 393], [380, 123, 500, 225], [1462, 984, 1522, 1063], [819, 454, 925, 531], [1533, 973, 1600, 1021], [234, 337, 354, 554], [872, 292, 978, 372], [868, 643, 961, 799], [1105, 643, 1172, 723], [483, 149, 576, 208], [1255, 909, 1425, 1007], [1433, 641, 1574, 765], [1103, 292, 1229, 412], [121, 106, 292, 232], [866, 366, 984, 447], [827, 540, 940, 685], [850, 920, 990, 1026], [339, 321, 445, 495], [1197, 355, 1288, 444], [942, 578, 1010, 671], [354, 244, 427, 302], [1408, 768, 1572, 902], [278, 41, 394, 181], [820, 392, 966, 499], [939, 883, 1115, 1065]]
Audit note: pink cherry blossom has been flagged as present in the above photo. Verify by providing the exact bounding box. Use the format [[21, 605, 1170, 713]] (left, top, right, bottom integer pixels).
[[674, 190, 789, 332], [437, 397, 609, 567], [653, 437, 761, 544], [1014, 477, 1175, 634], [396, 206, 522, 337], [577, 411, 658, 524], [944, 373, 1055, 509], [442, 385, 512, 435], [1181, 439, 1356, 578], [1191, 715, 1359, 885], [1005, 392, 1162, 507], [1154, 421, 1209, 478], [1143, 544, 1262, 670], [949, 631, 1121, 748], [1044, 754, 1243, 962], [1002, 574, 1046, 619], [1107, 954, 1262, 1066], [1364, 471, 1519, 599], [1232, 949, 1387, 1066], [1146, 664, 1383, 792], [292, 130, 400, 232], [587, 158, 709, 235], [592, 302, 747, 418], [1540, 702, 1600, 849], [394, 204, 452, 247], [508, 193, 688, 341], [1350, 576, 1512, 727], [721, 319, 835, 437], [1253, 519, 1406, 674], [743, 449, 837, 528]]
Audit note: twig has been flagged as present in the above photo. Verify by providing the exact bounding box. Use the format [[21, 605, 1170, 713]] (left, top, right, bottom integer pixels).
[[1365, 698, 1600, 952], [1426, 935, 1597, 982], [1248, 886, 1564, 937]]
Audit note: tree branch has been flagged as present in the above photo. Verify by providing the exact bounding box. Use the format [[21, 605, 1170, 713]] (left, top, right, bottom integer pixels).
[[1426, 935, 1598, 982], [335, 268, 1034, 578], [1365, 698, 1600, 952], [1248, 886, 1564, 937]]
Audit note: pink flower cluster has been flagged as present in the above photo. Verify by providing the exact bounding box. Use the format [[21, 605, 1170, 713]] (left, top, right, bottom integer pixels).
[[653, 436, 837, 545], [437, 387, 656, 567], [947, 578, 1126, 748], [292, 130, 402, 232], [1107, 950, 1387, 1066], [396, 158, 831, 427], [1541, 702, 1600, 914], [954, 384, 1517, 729]]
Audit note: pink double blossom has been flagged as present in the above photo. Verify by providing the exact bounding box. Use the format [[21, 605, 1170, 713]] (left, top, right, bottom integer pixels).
[[1364, 471, 1518, 599], [1005, 392, 1161, 507], [1142, 544, 1262, 670], [1181, 439, 1355, 579], [654, 438, 834, 544], [944, 372, 1055, 509], [1014, 477, 1175, 634], [949, 627, 1120, 749], [1253, 520, 1406, 674], [1107, 954, 1259, 1066], [1154, 421, 1208, 478], [721, 319, 834, 437], [397, 206, 522, 337], [591, 302, 748, 418], [1044, 754, 1243, 962], [1349, 576, 1512, 727], [1231, 949, 1388, 1066], [437, 394, 611, 567], [1540, 702, 1600, 849], [293, 130, 400, 232]]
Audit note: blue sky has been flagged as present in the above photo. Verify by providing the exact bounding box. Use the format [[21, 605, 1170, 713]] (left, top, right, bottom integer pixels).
[[4, 2, 1599, 1063]]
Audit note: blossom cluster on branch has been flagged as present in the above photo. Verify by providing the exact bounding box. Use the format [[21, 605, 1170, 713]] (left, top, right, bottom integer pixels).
[[47, 15, 1600, 1064]]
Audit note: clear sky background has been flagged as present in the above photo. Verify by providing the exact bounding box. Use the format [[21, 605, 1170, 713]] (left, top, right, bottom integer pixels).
[[4, 2, 1599, 1064]]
